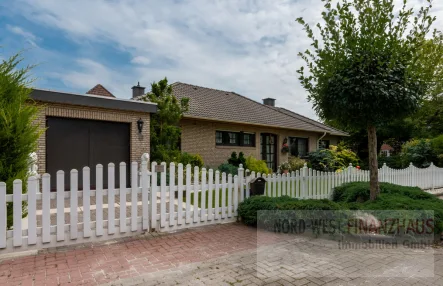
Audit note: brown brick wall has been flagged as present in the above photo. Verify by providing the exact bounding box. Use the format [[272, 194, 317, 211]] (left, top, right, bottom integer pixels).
[[180, 118, 340, 169], [34, 102, 150, 174]]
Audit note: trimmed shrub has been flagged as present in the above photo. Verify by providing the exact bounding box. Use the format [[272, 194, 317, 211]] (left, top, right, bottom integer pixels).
[[227, 152, 246, 167], [332, 182, 443, 235], [288, 156, 306, 171], [217, 163, 238, 176], [245, 156, 271, 174], [308, 144, 359, 172], [238, 195, 342, 226]]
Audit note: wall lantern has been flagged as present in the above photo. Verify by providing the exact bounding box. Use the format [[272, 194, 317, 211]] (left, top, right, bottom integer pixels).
[[137, 118, 144, 134]]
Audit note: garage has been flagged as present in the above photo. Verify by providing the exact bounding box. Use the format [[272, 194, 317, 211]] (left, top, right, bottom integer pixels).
[[46, 117, 130, 189], [30, 83, 157, 190]]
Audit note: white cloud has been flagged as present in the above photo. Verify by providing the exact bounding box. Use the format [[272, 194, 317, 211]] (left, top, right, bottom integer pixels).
[[131, 56, 151, 65], [6, 24, 38, 47], [9, 0, 443, 120]]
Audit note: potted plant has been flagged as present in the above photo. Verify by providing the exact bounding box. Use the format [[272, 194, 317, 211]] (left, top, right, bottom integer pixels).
[[278, 161, 291, 174], [281, 137, 289, 153]]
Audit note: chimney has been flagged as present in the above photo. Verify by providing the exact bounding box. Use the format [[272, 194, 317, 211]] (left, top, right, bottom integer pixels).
[[263, 98, 276, 107], [131, 82, 146, 99]]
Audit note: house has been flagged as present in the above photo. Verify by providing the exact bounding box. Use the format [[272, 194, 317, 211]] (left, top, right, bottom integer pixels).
[[153, 82, 348, 170], [380, 143, 394, 157], [30, 84, 157, 188]]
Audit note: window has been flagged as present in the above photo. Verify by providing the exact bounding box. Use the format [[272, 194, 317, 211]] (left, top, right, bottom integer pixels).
[[243, 133, 254, 147], [289, 137, 309, 157], [228, 132, 238, 144], [319, 140, 330, 150], [216, 131, 223, 144], [215, 131, 255, 147]]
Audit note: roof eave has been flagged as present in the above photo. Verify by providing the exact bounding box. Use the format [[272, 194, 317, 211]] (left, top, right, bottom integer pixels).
[[30, 89, 157, 113]]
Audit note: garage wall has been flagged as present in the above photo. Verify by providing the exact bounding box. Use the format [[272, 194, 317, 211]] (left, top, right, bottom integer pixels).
[[34, 102, 150, 174]]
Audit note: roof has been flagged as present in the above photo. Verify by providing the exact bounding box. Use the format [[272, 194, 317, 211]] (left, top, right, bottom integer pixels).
[[169, 82, 348, 136], [86, 84, 115, 97], [381, 144, 394, 151], [30, 88, 157, 113]]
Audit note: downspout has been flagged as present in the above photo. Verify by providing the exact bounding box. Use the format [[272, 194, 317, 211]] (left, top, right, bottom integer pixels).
[[317, 132, 327, 149]]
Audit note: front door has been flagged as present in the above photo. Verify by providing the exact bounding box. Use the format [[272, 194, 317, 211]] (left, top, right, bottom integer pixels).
[[260, 133, 277, 171]]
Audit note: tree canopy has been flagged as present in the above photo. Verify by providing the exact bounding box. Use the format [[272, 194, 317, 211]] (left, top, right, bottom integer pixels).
[[296, 0, 441, 199], [140, 78, 189, 161]]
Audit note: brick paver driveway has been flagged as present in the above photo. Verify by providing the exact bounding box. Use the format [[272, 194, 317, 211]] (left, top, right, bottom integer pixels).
[[0, 223, 442, 286]]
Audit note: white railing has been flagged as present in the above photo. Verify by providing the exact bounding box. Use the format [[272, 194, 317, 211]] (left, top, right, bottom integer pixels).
[[1, 160, 442, 253], [257, 163, 443, 200]]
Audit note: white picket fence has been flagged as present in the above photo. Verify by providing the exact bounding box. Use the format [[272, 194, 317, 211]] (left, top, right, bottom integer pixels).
[[1, 160, 442, 254]]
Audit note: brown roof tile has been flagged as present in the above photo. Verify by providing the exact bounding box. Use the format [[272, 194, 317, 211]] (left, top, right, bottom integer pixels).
[[86, 84, 115, 98], [170, 82, 348, 136]]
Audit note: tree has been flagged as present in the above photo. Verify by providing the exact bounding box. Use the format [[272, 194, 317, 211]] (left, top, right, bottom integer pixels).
[[297, 0, 441, 200], [0, 53, 42, 227], [139, 78, 189, 161]]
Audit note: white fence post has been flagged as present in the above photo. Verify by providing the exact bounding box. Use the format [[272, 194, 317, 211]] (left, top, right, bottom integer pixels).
[[71, 170, 79, 239], [13, 179, 22, 247], [0, 182, 5, 249], [28, 176, 37, 245], [238, 164, 244, 202], [151, 162, 158, 230]]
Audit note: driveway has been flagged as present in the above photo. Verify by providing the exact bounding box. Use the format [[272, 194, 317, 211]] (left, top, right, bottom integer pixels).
[[0, 223, 442, 286]]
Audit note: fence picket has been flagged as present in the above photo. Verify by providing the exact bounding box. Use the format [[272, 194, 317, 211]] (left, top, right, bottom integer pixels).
[[215, 170, 221, 220], [42, 174, 50, 243], [131, 162, 138, 231], [193, 166, 199, 223], [108, 164, 116, 234], [160, 162, 167, 227], [96, 165, 104, 236], [119, 163, 127, 233], [185, 164, 192, 224], [70, 170, 79, 239], [169, 163, 175, 226], [201, 168, 207, 222], [208, 169, 214, 221], [0, 183, 5, 248], [56, 171, 65, 241], [234, 175, 239, 216], [83, 167, 91, 238], [238, 165, 244, 202], [221, 172, 227, 219], [151, 162, 158, 230], [228, 174, 233, 218], [13, 180, 22, 247], [141, 161, 150, 230], [28, 176, 37, 245], [177, 163, 184, 225]]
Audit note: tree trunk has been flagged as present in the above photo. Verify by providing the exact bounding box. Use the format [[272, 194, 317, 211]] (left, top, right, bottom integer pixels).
[[367, 125, 380, 200]]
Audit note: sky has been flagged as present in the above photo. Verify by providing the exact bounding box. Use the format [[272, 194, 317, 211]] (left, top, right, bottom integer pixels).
[[1, 0, 442, 120]]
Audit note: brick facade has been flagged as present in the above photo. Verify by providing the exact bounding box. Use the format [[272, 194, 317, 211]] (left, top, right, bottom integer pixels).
[[180, 118, 339, 169], [34, 102, 150, 174]]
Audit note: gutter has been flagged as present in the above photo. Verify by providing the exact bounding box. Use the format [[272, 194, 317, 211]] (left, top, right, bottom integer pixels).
[[317, 132, 327, 149]]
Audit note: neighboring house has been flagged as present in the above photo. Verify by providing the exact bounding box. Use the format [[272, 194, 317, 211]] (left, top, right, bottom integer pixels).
[[30, 84, 157, 188], [380, 144, 394, 157], [146, 82, 348, 171]]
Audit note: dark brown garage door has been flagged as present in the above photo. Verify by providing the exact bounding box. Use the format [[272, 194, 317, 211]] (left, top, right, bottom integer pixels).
[[46, 117, 130, 190]]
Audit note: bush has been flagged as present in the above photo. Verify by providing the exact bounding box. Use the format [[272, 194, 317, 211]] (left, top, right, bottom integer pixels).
[[238, 196, 342, 226], [288, 157, 306, 171], [180, 152, 204, 168], [227, 152, 246, 167], [308, 144, 359, 172], [217, 163, 238, 176], [332, 182, 443, 235], [153, 147, 204, 169], [245, 156, 271, 174], [431, 135, 443, 167], [377, 154, 404, 169], [401, 139, 436, 168], [0, 54, 42, 228]]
